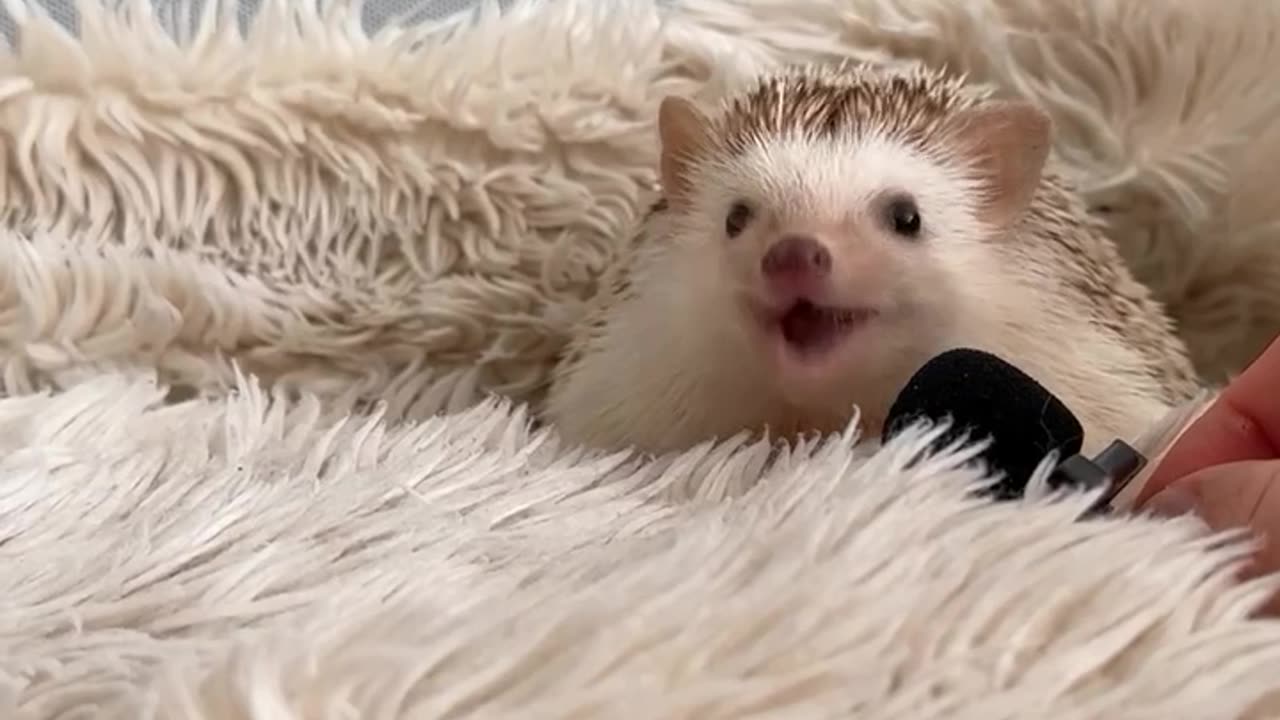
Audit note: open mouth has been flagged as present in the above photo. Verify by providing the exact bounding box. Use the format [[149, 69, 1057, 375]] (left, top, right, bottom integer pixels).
[[775, 300, 873, 356]]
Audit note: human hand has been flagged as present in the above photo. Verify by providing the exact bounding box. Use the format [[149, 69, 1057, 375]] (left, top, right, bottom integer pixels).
[[1135, 334, 1280, 614]]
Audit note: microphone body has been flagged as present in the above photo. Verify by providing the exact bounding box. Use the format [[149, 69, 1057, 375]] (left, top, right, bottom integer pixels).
[[883, 348, 1149, 513], [1047, 439, 1147, 515]]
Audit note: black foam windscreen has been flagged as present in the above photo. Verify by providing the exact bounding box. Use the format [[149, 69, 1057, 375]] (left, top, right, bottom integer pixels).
[[882, 348, 1085, 500]]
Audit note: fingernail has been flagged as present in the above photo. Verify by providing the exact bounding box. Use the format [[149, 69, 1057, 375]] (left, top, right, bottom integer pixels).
[[1144, 487, 1200, 518]]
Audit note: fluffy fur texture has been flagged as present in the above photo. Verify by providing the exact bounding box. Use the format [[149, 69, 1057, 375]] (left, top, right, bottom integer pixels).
[[546, 63, 1198, 456], [7, 375, 1280, 718], [3, 0, 1280, 717]]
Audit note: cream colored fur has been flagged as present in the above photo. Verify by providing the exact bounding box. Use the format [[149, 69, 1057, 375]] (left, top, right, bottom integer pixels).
[[3, 0, 1280, 717], [544, 99, 1181, 457], [6, 376, 1280, 718]]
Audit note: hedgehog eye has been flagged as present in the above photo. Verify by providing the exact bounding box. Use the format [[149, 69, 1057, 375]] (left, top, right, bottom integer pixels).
[[725, 201, 753, 238], [885, 195, 922, 239]]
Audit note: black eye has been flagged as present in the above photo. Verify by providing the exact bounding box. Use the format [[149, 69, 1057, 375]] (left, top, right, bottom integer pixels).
[[886, 196, 922, 239], [725, 201, 753, 238]]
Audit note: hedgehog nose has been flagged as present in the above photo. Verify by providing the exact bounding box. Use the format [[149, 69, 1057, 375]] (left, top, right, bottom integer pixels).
[[761, 234, 832, 282]]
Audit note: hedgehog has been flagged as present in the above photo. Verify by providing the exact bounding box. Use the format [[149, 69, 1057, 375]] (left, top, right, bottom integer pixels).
[[544, 62, 1201, 458]]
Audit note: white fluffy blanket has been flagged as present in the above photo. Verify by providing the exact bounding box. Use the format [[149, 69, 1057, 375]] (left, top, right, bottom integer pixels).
[[4, 0, 1280, 717]]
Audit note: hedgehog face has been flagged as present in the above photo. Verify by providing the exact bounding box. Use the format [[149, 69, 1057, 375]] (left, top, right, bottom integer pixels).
[[689, 131, 977, 417], [652, 65, 1051, 431]]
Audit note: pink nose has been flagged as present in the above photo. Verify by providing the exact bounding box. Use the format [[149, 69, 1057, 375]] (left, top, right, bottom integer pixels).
[[761, 235, 832, 280]]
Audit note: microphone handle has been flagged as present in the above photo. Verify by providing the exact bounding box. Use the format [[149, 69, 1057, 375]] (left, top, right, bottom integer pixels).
[[1047, 439, 1148, 517]]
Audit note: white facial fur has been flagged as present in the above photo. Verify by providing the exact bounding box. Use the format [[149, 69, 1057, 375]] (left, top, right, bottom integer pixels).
[[644, 131, 994, 431], [546, 90, 1185, 457], [545, 125, 1178, 455]]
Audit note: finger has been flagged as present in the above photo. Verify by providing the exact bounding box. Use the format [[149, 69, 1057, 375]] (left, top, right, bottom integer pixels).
[[1137, 334, 1280, 504], [1142, 460, 1280, 603], [1257, 588, 1280, 619], [1226, 332, 1280, 425], [1144, 460, 1278, 525]]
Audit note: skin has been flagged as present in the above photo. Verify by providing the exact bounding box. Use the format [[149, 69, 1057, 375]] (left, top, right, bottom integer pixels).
[[1136, 333, 1280, 615]]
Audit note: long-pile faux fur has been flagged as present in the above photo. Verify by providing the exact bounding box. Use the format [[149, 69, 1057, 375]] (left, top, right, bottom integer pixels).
[[2, 0, 1280, 717]]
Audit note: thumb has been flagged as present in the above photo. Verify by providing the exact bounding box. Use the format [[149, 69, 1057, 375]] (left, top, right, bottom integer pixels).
[[1142, 461, 1280, 574], [1140, 460, 1280, 617], [1142, 484, 1203, 520], [1142, 460, 1280, 527], [1135, 334, 1280, 506]]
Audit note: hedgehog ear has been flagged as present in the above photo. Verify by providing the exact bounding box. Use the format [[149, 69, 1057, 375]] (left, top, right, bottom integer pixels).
[[951, 100, 1052, 228], [658, 96, 713, 207]]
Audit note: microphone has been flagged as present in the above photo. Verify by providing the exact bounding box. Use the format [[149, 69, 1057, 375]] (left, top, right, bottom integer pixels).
[[882, 348, 1146, 512]]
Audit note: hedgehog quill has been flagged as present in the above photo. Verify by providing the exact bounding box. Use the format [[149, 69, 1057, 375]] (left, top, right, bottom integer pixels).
[[546, 63, 1200, 456]]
